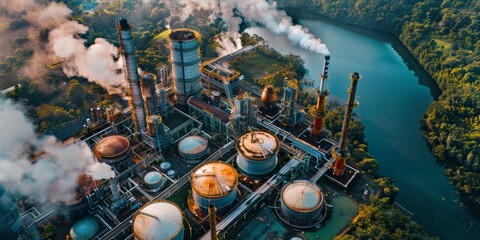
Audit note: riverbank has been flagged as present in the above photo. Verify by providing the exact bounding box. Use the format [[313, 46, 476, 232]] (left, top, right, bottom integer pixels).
[[277, 2, 480, 225], [245, 10, 480, 238]]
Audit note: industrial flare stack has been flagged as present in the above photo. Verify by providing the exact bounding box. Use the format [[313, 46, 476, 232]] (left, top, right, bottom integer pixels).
[[310, 56, 330, 136], [168, 29, 202, 104], [117, 18, 147, 133], [332, 72, 361, 176]]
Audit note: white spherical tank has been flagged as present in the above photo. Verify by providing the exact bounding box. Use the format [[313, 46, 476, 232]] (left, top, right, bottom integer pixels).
[[236, 130, 279, 176], [190, 161, 238, 214], [132, 201, 184, 240], [280, 180, 326, 227], [178, 135, 208, 163]]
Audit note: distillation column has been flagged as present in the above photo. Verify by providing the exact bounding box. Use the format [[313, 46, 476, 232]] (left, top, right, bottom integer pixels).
[[117, 18, 147, 132], [310, 56, 330, 136], [332, 72, 361, 176], [168, 29, 202, 104]]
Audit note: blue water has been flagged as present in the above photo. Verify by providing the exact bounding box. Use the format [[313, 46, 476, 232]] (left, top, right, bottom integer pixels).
[[246, 15, 480, 240]]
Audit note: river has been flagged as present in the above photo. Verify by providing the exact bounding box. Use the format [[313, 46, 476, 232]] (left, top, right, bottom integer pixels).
[[246, 13, 480, 240]]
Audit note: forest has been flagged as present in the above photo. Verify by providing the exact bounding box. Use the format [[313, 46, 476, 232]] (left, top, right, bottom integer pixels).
[[0, 0, 450, 238], [323, 101, 437, 239], [277, 0, 480, 217]]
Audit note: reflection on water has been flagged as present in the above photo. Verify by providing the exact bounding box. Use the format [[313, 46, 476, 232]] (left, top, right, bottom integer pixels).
[[246, 13, 480, 239]]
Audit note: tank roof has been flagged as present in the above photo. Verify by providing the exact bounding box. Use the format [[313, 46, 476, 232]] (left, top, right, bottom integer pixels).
[[94, 135, 130, 158], [69, 217, 99, 240], [169, 29, 199, 41], [178, 135, 208, 155], [281, 180, 323, 212], [237, 130, 279, 160], [133, 201, 183, 240], [191, 161, 238, 198], [144, 171, 163, 185]]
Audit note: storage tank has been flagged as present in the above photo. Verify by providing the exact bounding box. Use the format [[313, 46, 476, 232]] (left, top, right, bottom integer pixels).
[[132, 200, 184, 240], [143, 171, 166, 193], [261, 85, 278, 110], [191, 161, 238, 214], [279, 180, 326, 227], [169, 29, 202, 103], [236, 130, 279, 176], [49, 173, 100, 216], [160, 162, 171, 172], [69, 217, 99, 240], [178, 135, 208, 163], [94, 135, 131, 171]]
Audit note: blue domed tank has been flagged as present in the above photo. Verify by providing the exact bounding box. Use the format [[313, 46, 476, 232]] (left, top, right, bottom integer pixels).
[[69, 217, 99, 240]]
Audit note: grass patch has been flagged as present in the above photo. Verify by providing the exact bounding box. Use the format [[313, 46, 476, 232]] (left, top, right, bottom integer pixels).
[[154, 29, 172, 41], [232, 51, 284, 83], [433, 39, 451, 49]]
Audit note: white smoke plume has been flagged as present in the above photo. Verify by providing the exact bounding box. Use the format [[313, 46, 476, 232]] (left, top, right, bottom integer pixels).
[[1, 0, 125, 94], [0, 98, 114, 204], [215, 32, 242, 56], [160, 0, 329, 55]]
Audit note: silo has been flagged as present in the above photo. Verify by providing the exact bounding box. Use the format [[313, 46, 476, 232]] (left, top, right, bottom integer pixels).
[[132, 200, 184, 240], [168, 29, 202, 103], [279, 180, 326, 227], [191, 161, 238, 214], [178, 135, 208, 163], [94, 135, 131, 172], [236, 130, 279, 176]]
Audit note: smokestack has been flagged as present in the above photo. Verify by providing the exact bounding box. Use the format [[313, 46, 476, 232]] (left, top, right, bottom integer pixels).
[[332, 72, 361, 176], [310, 55, 330, 136], [110, 177, 120, 202], [117, 18, 147, 132], [208, 204, 218, 240]]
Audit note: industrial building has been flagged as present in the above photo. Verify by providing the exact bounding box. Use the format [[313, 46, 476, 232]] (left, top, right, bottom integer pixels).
[[5, 18, 364, 240]]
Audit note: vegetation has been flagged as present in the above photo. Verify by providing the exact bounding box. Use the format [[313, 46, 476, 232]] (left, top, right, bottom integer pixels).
[[231, 34, 306, 89], [325, 101, 435, 239], [278, 0, 480, 217]]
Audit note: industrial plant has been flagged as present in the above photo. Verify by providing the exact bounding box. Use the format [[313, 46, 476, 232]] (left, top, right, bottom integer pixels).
[[2, 18, 363, 240]]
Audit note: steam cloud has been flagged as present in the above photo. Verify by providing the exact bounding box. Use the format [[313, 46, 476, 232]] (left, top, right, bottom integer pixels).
[[0, 98, 114, 204], [161, 0, 329, 55], [1, 0, 125, 94]]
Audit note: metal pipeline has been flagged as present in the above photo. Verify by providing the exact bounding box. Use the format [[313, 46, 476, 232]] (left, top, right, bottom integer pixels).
[[209, 205, 218, 240]]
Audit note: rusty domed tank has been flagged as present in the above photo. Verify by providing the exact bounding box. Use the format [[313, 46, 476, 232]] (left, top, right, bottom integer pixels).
[[94, 135, 131, 171], [190, 161, 238, 214], [261, 85, 277, 109]]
